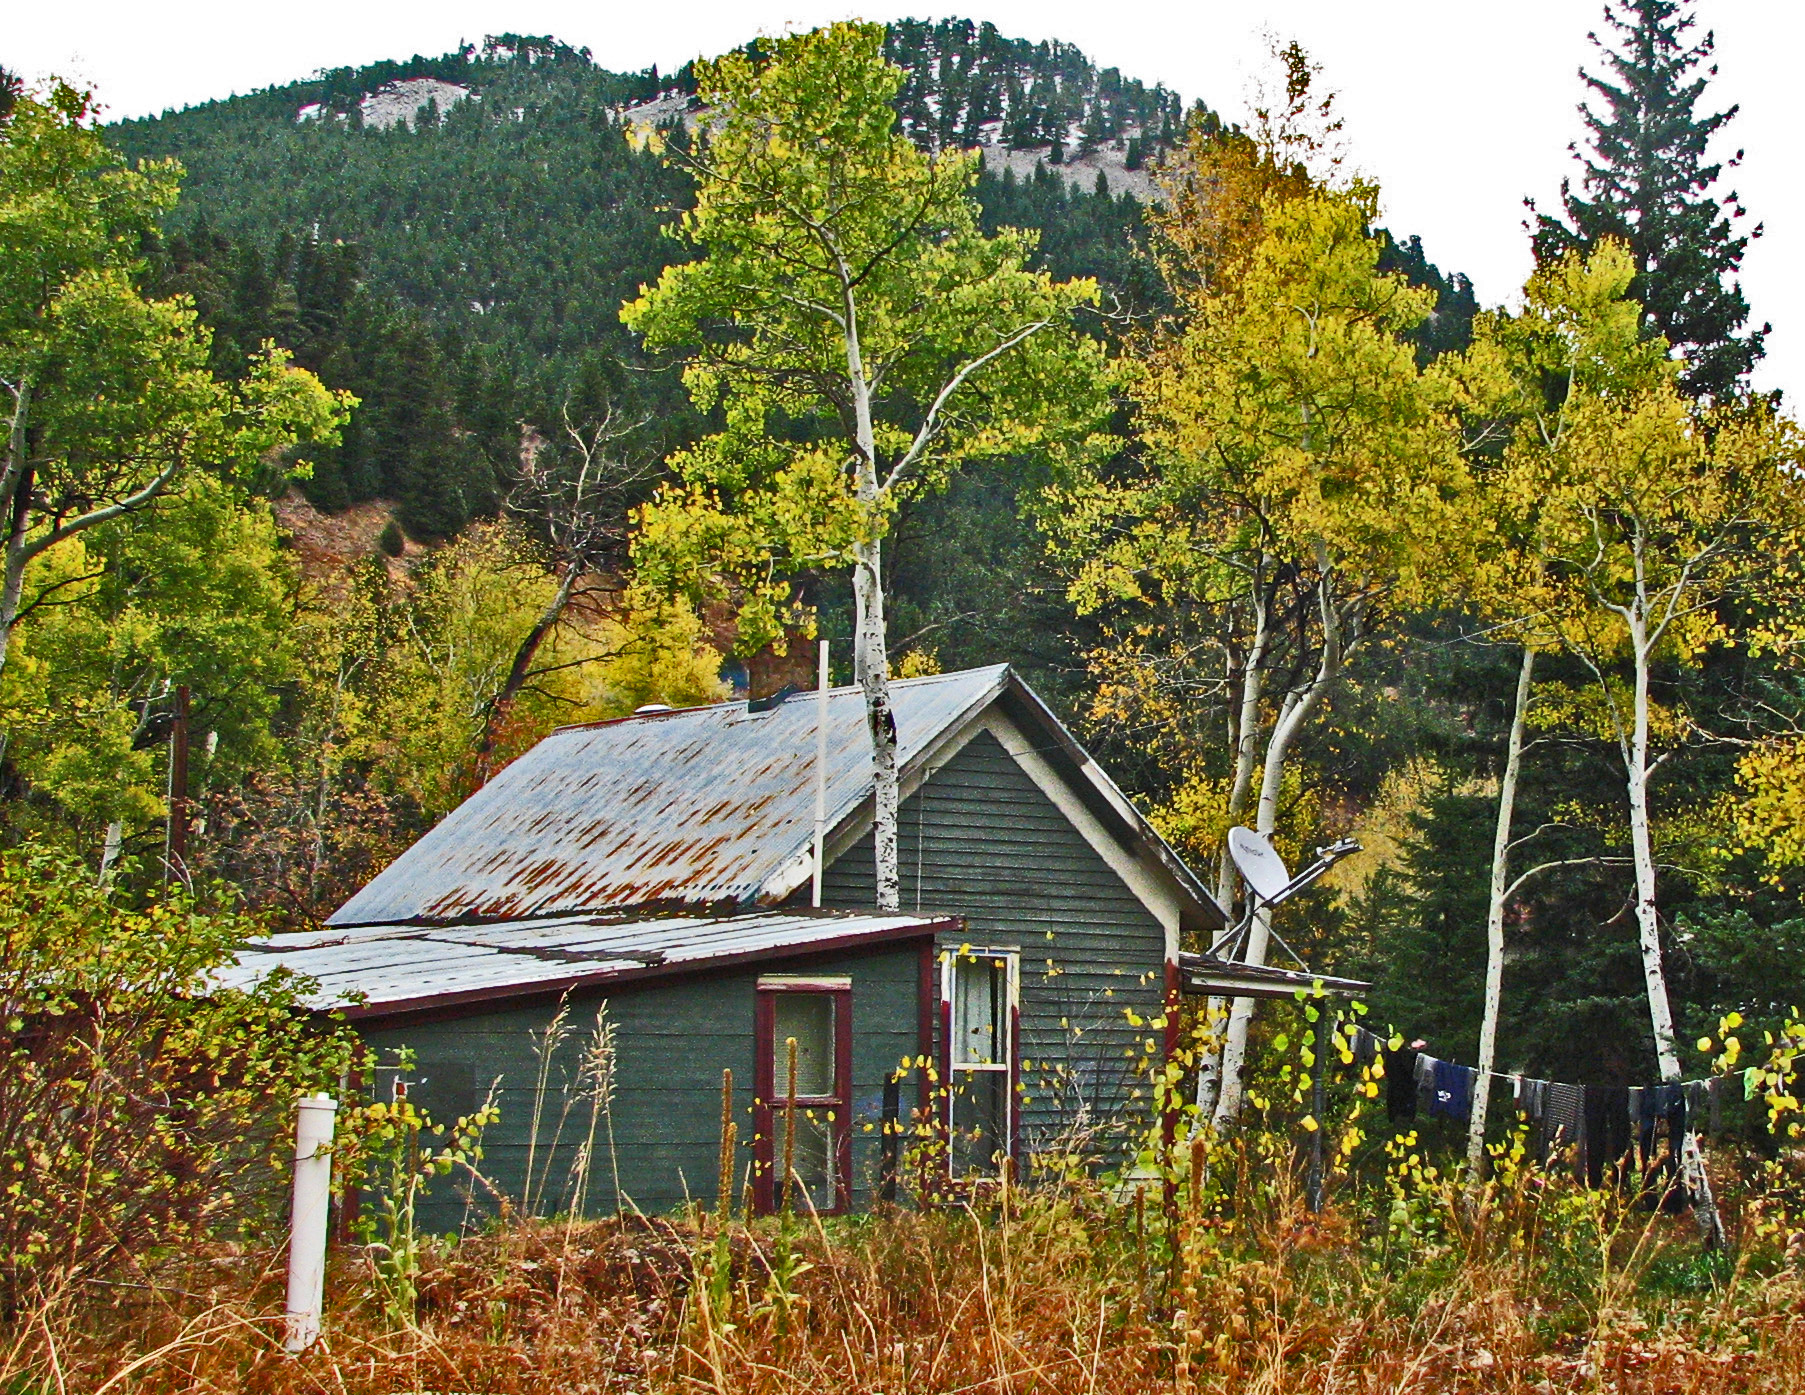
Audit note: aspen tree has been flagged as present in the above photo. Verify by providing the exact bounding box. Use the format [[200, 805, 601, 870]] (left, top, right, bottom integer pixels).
[[1497, 242, 1803, 1239], [0, 85, 349, 682], [1451, 288, 1603, 1191], [1060, 180, 1473, 1123], [624, 23, 1107, 910], [1456, 241, 1684, 1188]]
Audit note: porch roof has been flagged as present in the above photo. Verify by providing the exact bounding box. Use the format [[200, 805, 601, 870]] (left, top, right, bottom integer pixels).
[[1178, 951, 1370, 1002], [221, 908, 955, 1020]]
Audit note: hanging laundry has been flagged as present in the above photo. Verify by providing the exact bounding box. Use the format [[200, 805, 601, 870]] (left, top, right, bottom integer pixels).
[[1662, 1083, 1686, 1170], [1684, 1079, 1709, 1137], [1385, 1046, 1420, 1124], [1584, 1085, 1633, 1189], [1429, 1058, 1476, 1122], [1658, 1084, 1688, 1207], [1544, 1081, 1585, 1170], [1513, 1076, 1549, 1126], [1359, 1020, 1738, 1187], [1634, 1086, 1661, 1189], [1414, 1052, 1439, 1118], [1636, 1083, 1686, 1174], [1513, 1077, 1550, 1162]]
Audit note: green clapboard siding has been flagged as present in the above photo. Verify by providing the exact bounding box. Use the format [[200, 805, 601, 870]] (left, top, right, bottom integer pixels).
[[814, 728, 1168, 1164], [358, 942, 923, 1231]]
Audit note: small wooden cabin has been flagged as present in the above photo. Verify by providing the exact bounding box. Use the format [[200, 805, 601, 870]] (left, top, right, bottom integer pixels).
[[232, 665, 1326, 1223]]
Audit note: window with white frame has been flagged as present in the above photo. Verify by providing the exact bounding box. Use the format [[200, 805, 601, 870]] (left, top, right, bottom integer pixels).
[[941, 948, 1018, 1177]]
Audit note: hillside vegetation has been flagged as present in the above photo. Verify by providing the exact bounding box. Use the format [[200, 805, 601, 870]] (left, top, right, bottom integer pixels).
[[107, 27, 1469, 553]]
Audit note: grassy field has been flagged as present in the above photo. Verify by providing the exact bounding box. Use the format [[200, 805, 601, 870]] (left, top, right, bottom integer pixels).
[[13, 1136, 1805, 1395]]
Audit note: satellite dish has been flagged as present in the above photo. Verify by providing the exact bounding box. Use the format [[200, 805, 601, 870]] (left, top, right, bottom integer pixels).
[[1228, 827, 1292, 906]]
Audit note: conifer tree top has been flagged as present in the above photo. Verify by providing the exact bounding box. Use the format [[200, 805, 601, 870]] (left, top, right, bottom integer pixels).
[[1533, 0, 1766, 400]]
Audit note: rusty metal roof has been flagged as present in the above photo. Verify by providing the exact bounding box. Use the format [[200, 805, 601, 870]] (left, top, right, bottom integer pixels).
[[221, 909, 955, 1018], [329, 666, 1013, 928]]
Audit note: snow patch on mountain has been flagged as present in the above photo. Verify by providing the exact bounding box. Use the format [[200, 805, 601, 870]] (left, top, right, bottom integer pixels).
[[615, 95, 1158, 201], [618, 90, 701, 144], [360, 78, 473, 130], [978, 130, 1159, 202], [620, 90, 697, 128], [297, 77, 474, 131]]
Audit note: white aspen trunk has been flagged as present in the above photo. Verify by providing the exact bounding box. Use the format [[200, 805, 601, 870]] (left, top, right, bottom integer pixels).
[[841, 283, 901, 912], [98, 821, 123, 886], [1192, 997, 1225, 1125], [0, 384, 28, 680], [1213, 576, 1350, 1127], [1467, 645, 1534, 1191], [0, 478, 31, 681], [1211, 715, 1291, 1125], [1623, 604, 1724, 1245], [1219, 593, 1270, 905], [853, 538, 901, 910], [1625, 617, 1680, 1083], [1197, 595, 1271, 1122]]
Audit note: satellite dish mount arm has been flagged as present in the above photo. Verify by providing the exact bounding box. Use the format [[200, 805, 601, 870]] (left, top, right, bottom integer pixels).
[[1207, 834, 1362, 967]]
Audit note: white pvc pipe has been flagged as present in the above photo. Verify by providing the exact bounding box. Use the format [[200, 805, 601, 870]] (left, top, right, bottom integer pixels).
[[812, 639, 829, 908], [285, 1093, 337, 1353]]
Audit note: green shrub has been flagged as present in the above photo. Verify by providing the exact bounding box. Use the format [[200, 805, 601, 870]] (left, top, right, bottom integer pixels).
[[0, 844, 359, 1306]]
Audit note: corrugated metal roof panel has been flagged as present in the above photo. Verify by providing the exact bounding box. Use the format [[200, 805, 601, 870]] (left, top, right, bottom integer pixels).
[[224, 909, 953, 1016], [328, 666, 1008, 927]]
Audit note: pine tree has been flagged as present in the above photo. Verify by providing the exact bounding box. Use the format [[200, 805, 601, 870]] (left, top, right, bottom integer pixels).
[[1533, 0, 1765, 398]]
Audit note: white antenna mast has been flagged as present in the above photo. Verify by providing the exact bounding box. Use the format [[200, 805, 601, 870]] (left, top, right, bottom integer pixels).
[[811, 639, 829, 907]]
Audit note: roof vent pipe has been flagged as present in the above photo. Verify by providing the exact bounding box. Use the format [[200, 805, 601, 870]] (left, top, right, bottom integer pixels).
[[812, 640, 829, 908]]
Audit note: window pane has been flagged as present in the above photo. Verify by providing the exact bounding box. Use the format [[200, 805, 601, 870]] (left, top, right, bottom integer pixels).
[[772, 993, 835, 1098], [772, 1107, 835, 1211], [950, 1070, 1008, 1176], [952, 956, 1007, 1066]]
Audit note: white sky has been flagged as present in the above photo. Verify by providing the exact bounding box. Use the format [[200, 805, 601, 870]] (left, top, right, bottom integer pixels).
[[12, 0, 1801, 397]]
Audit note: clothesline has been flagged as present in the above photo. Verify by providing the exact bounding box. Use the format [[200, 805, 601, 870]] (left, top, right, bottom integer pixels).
[[1342, 1024, 1756, 1187], [1343, 1023, 1746, 1096]]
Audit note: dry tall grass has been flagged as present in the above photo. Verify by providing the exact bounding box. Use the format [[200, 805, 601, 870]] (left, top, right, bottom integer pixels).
[[11, 1142, 1804, 1395]]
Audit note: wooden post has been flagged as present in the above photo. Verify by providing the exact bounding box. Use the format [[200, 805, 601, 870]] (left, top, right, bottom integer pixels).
[[781, 1037, 799, 1214], [1307, 1008, 1329, 1213], [1470, 646, 1533, 1192]]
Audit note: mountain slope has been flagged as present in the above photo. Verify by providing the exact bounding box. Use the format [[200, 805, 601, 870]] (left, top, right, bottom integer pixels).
[[107, 24, 1472, 680], [110, 29, 1189, 542]]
